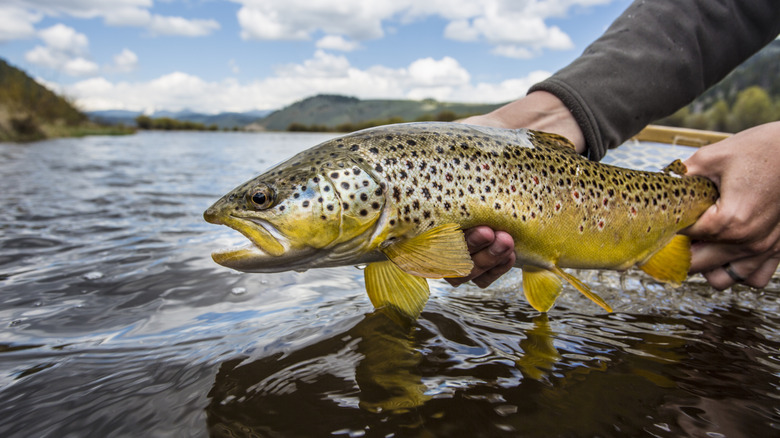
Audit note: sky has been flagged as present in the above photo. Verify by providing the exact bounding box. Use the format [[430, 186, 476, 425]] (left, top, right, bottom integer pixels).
[[0, 0, 631, 114]]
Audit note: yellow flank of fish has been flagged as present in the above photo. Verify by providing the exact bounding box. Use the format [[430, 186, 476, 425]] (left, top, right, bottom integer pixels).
[[204, 122, 718, 318]]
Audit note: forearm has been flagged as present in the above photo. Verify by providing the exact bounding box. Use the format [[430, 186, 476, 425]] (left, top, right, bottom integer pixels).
[[531, 0, 780, 160]]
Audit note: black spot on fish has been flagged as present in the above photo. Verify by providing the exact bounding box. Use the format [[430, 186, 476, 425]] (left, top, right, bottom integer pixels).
[[369, 147, 379, 155], [406, 139, 416, 146], [392, 187, 401, 202], [375, 164, 383, 172], [350, 145, 359, 151], [359, 209, 368, 216], [302, 201, 310, 207], [360, 193, 368, 202]]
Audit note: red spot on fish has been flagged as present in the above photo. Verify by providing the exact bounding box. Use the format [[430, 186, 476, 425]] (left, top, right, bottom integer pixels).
[[483, 164, 490, 170], [533, 176, 539, 185], [555, 202, 561, 212], [598, 219, 605, 230], [510, 185, 516, 192], [573, 191, 580, 200], [630, 206, 637, 216], [603, 198, 609, 206]]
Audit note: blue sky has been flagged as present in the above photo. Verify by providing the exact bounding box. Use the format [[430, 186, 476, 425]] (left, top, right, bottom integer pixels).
[[0, 0, 631, 114]]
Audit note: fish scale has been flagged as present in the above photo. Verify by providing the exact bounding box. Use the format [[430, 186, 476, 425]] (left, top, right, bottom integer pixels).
[[205, 122, 718, 316]]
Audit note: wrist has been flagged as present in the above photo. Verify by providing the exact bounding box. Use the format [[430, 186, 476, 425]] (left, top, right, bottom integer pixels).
[[461, 91, 586, 154]]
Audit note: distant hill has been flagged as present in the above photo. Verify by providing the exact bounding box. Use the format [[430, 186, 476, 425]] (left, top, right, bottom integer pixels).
[[0, 58, 86, 141], [697, 39, 780, 106], [655, 39, 780, 132], [0, 58, 132, 142], [250, 94, 504, 132], [88, 109, 272, 129]]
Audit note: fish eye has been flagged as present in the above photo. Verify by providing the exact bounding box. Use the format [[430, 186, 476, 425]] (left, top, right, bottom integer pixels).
[[247, 184, 275, 210]]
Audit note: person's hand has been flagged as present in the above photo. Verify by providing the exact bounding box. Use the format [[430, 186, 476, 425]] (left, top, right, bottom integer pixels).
[[448, 91, 585, 288], [682, 122, 780, 289], [447, 226, 516, 288]]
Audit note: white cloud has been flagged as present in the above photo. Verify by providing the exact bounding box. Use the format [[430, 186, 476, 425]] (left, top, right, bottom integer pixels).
[[229, 59, 240, 74], [63, 51, 550, 113], [407, 57, 470, 87], [491, 45, 535, 60], [112, 49, 138, 72], [444, 13, 574, 53], [316, 35, 361, 52], [25, 24, 99, 77], [232, 0, 607, 58], [0, 5, 42, 42], [6, 1, 219, 38], [38, 24, 89, 55], [63, 57, 100, 76], [147, 15, 220, 37], [235, 0, 396, 41]]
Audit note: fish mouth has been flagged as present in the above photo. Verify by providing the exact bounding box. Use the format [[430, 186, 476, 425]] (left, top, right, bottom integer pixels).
[[204, 211, 287, 264]]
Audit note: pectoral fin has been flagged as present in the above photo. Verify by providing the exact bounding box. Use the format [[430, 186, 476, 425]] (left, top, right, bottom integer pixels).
[[639, 234, 691, 285], [382, 223, 473, 278], [365, 261, 430, 319], [522, 266, 564, 312]]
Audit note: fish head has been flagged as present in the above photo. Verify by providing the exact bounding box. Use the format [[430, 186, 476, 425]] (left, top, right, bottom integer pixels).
[[204, 151, 387, 272]]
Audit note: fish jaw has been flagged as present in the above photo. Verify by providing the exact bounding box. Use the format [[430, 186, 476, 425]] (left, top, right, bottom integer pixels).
[[204, 207, 296, 271]]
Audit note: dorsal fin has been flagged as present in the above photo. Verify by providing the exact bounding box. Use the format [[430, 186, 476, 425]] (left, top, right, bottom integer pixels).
[[662, 159, 688, 176], [528, 130, 579, 155]]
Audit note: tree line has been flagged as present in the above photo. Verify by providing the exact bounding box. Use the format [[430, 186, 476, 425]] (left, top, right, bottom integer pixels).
[[657, 86, 779, 133], [286, 110, 462, 133], [135, 115, 220, 131]]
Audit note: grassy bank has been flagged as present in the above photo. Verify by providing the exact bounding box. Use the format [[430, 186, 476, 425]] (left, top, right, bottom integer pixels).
[[0, 58, 135, 143]]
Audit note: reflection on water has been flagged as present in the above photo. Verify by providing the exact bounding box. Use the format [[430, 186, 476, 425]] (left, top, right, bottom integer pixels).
[[1, 132, 779, 437]]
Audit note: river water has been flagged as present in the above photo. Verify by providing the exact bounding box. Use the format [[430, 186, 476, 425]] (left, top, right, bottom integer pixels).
[[1, 131, 778, 437]]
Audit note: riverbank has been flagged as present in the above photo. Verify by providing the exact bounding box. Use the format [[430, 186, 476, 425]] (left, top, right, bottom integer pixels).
[[0, 112, 135, 143]]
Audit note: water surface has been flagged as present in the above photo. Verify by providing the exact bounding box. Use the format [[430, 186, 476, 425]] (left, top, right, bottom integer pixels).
[[1, 131, 778, 437]]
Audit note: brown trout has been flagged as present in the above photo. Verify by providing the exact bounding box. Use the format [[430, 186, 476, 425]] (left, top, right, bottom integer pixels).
[[204, 122, 718, 317]]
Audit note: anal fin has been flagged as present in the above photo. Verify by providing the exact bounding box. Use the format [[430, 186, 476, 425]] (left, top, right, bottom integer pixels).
[[522, 266, 564, 312], [522, 266, 612, 313], [365, 261, 430, 319], [552, 266, 613, 312], [639, 234, 691, 285]]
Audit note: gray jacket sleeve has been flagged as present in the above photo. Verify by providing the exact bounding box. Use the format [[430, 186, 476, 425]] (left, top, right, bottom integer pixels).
[[529, 0, 780, 160]]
